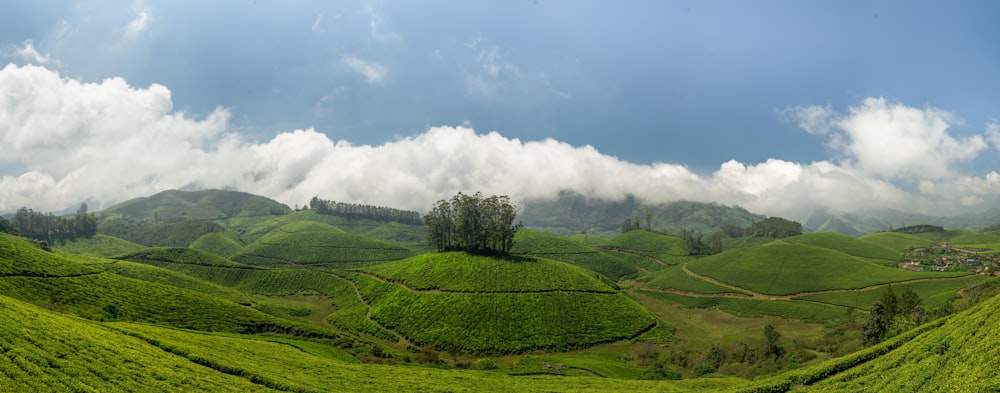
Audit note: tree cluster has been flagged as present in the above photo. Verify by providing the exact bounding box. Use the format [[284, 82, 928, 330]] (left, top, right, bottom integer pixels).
[[745, 217, 803, 239], [892, 224, 944, 234], [424, 192, 522, 255], [680, 229, 722, 255], [308, 197, 422, 225], [861, 286, 925, 346], [9, 204, 97, 239]]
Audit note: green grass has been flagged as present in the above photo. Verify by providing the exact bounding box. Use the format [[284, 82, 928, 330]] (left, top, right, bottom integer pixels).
[[686, 242, 967, 296], [910, 229, 973, 243], [116, 246, 248, 267], [49, 234, 145, 257], [115, 322, 747, 392], [605, 230, 687, 261], [639, 290, 850, 323], [233, 222, 414, 266], [347, 272, 656, 354], [0, 295, 278, 392], [789, 293, 1000, 392], [360, 252, 615, 293], [0, 233, 110, 276], [858, 231, 936, 252], [794, 276, 995, 310], [511, 229, 643, 279], [568, 233, 608, 246], [784, 232, 901, 261], [643, 265, 751, 295], [189, 231, 246, 258], [100, 189, 290, 222], [242, 210, 425, 244]]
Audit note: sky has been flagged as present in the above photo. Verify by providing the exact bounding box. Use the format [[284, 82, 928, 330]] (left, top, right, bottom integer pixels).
[[2, 0, 1000, 220]]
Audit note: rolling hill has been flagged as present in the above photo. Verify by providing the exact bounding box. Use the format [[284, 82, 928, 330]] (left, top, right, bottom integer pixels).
[[100, 189, 291, 222], [233, 222, 414, 266], [686, 242, 966, 296]]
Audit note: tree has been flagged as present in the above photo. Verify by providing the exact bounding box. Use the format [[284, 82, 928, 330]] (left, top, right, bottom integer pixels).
[[706, 343, 726, 369], [880, 285, 899, 320], [862, 301, 891, 346], [763, 324, 782, 359], [423, 192, 521, 255], [899, 288, 922, 316], [746, 217, 803, 239], [0, 216, 15, 235]]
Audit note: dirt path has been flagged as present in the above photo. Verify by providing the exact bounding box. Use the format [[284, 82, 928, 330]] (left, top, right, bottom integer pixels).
[[337, 273, 410, 345]]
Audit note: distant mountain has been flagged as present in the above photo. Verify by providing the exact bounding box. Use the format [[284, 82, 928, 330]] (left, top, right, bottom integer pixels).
[[99, 189, 291, 222], [519, 190, 765, 237], [800, 208, 1000, 236]]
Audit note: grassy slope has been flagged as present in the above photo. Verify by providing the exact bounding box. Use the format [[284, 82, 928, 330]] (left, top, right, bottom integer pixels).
[[189, 231, 246, 258], [605, 230, 687, 262], [784, 232, 901, 261], [361, 252, 615, 292], [0, 295, 278, 392], [511, 229, 650, 279], [100, 189, 290, 222], [49, 234, 145, 257], [234, 222, 413, 266], [240, 210, 425, 244], [643, 265, 751, 295], [347, 271, 656, 354], [686, 242, 967, 295], [795, 276, 996, 310], [858, 232, 936, 252]]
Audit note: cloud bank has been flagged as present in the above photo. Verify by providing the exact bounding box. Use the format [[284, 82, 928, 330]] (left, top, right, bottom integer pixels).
[[2, 64, 999, 219]]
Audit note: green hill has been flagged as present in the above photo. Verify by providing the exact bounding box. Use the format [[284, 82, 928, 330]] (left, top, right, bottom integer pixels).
[[348, 252, 656, 354], [686, 242, 966, 296], [233, 222, 414, 266], [361, 252, 615, 293], [511, 229, 641, 279], [241, 210, 425, 244], [949, 230, 1000, 246], [783, 232, 901, 261], [100, 189, 291, 222], [116, 246, 248, 267], [49, 234, 145, 257], [189, 231, 246, 258], [858, 232, 936, 252], [605, 230, 687, 262]]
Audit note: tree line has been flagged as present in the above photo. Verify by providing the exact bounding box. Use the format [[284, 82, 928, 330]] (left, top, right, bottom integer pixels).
[[424, 192, 522, 255], [308, 196, 423, 225], [6, 204, 97, 239]]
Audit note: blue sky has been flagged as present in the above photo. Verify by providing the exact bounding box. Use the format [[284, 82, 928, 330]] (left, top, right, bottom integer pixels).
[[2, 1, 1000, 218]]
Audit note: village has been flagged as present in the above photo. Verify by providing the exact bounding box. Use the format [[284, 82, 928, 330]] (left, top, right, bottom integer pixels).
[[899, 244, 1000, 275]]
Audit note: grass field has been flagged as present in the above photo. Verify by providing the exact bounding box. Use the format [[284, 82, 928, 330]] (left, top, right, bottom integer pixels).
[[604, 230, 687, 261], [234, 222, 414, 265], [783, 232, 901, 261], [511, 229, 640, 279], [189, 231, 246, 258], [346, 272, 656, 354], [794, 275, 995, 310], [686, 242, 967, 295], [643, 265, 751, 295], [360, 252, 615, 293], [858, 232, 936, 252], [49, 234, 145, 257]]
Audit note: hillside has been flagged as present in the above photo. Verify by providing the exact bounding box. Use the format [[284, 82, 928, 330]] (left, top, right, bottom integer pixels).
[[100, 189, 291, 222], [783, 232, 901, 262], [686, 242, 966, 296], [510, 229, 645, 279], [349, 252, 657, 354], [858, 232, 936, 252], [233, 222, 414, 266]]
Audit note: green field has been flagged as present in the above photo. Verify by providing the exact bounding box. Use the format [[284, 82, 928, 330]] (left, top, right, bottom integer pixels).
[[858, 232, 936, 252], [643, 265, 751, 295], [783, 232, 901, 261], [49, 234, 146, 257], [686, 242, 967, 295], [640, 290, 850, 323], [511, 229, 641, 279], [794, 276, 994, 309], [604, 230, 687, 261], [189, 231, 246, 258], [347, 272, 656, 354], [233, 222, 414, 266], [361, 252, 615, 293]]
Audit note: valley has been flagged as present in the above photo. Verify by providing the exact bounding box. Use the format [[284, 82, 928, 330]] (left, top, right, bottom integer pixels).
[[1, 189, 998, 392]]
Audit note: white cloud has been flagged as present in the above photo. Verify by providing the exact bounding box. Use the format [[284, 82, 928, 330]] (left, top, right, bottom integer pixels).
[[124, 7, 151, 38], [343, 56, 386, 83], [311, 13, 325, 33], [1, 64, 999, 219], [11, 40, 50, 64], [788, 97, 989, 180], [986, 122, 1000, 151]]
